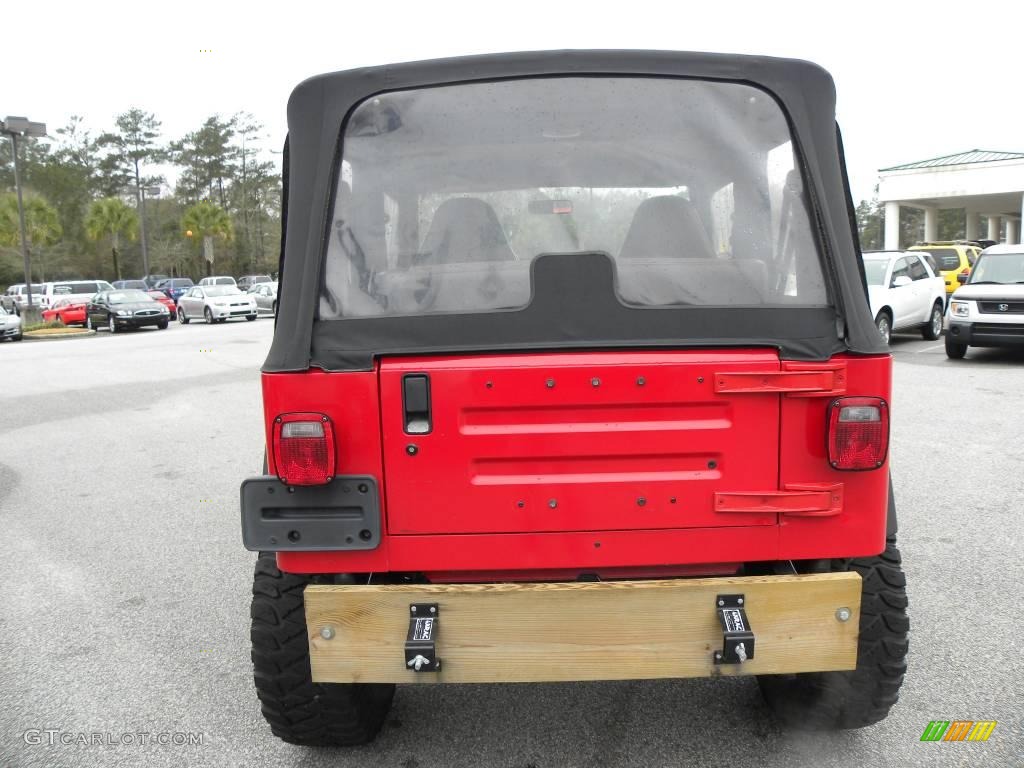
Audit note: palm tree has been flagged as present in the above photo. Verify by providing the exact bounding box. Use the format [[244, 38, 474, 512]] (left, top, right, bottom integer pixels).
[[0, 193, 63, 280], [182, 200, 233, 276], [84, 197, 138, 280]]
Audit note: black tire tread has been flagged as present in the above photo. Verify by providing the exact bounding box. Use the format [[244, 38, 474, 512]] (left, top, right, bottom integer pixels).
[[250, 553, 394, 746], [757, 536, 908, 730]]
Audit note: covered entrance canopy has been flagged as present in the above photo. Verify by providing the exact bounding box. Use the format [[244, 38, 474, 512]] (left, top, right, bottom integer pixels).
[[878, 150, 1024, 249]]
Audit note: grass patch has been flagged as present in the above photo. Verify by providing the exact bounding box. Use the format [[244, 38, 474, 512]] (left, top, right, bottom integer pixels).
[[23, 325, 91, 337], [23, 320, 66, 332]]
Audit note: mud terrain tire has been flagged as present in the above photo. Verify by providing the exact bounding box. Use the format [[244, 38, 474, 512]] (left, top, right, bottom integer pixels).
[[757, 536, 909, 730], [251, 552, 395, 745]]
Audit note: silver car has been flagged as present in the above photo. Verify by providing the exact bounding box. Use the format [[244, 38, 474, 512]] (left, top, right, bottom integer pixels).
[[248, 282, 278, 315], [176, 285, 257, 324], [0, 305, 23, 342]]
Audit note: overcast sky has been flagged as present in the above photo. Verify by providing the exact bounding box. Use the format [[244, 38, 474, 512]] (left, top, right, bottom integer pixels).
[[6, 0, 1023, 203]]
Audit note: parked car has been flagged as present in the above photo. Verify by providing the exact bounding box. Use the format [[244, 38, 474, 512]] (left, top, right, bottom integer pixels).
[[862, 251, 946, 343], [85, 289, 171, 333], [0, 305, 22, 341], [945, 244, 1024, 359], [176, 285, 257, 324], [908, 241, 980, 297], [146, 290, 177, 315], [153, 277, 195, 303], [39, 280, 114, 309], [198, 275, 237, 287], [142, 274, 170, 289], [112, 279, 148, 290], [248, 281, 278, 314], [2, 283, 46, 313], [41, 298, 87, 326], [237, 274, 273, 292]]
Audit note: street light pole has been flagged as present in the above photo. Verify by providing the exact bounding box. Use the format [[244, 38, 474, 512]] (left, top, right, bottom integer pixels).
[[129, 184, 161, 279], [10, 134, 32, 304], [2, 116, 47, 315], [136, 185, 150, 278]]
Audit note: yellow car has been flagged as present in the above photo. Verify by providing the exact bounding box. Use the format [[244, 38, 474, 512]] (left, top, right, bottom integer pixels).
[[909, 242, 980, 296]]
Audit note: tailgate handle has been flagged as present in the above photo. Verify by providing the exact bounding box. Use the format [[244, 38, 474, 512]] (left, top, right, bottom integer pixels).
[[402, 374, 432, 434]]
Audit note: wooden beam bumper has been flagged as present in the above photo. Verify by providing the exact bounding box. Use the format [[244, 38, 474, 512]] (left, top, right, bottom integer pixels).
[[305, 572, 861, 684]]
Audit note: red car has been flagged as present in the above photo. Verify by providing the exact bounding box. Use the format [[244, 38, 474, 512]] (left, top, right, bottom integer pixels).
[[147, 290, 177, 316], [42, 299, 87, 326]]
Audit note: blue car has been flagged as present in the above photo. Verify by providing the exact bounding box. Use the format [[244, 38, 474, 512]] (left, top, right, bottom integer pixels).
[[154, 277, 195, 303]]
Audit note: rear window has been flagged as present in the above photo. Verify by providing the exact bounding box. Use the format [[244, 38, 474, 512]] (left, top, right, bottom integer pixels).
[[920, 248, 961, 271], [322, 77, 827, 319], [863, 259, 889, 286], [52, 281, 107, 295]]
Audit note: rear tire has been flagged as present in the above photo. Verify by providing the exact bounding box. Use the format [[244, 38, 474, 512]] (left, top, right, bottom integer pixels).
[[757, 536, 909, 730], [251, 552, 395, 746], [921, 302, 943, 341], [875, 311, 892, 345], [945, 337, 968, 359]]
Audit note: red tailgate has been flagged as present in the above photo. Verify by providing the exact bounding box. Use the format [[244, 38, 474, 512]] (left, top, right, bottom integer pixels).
[[380, 351, 782, 535]]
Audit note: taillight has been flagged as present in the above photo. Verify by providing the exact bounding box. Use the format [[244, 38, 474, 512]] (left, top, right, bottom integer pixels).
[[827, 397, 889, 471], [272, 413, 335, 485]]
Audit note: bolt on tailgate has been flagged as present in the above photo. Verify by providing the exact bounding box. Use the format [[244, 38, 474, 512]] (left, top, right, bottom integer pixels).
[[380, 351, 785, 535]]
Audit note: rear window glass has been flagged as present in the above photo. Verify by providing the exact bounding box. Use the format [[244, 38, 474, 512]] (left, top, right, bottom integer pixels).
[[52, 281, 106, 295], [920, 248, 961, 271], [863, 259, 889, 286], [322, 77, 828, 319]]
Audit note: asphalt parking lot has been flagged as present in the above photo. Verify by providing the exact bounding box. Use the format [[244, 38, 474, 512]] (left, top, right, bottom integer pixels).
[[0, 322, 1021, 768]]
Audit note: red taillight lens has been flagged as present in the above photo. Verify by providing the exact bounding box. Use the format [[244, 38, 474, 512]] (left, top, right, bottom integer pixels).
[[827, 397, 889, 471], [273, 413, 335, 485]]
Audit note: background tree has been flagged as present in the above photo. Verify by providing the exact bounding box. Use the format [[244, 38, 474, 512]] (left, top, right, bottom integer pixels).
[[85, 197, 138, 280], [182, 201, 233, 276], [98, 109, 165, 195], [0, 193, 63, 281]]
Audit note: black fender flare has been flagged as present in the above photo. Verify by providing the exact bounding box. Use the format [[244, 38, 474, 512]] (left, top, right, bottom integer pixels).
[[886, 474, 898, 536]]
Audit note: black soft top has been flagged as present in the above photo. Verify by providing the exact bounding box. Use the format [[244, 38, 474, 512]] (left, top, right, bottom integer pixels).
[[266, 50, 882, 372]]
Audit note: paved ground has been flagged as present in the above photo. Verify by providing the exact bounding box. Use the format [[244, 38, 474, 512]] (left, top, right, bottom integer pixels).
[[0, 322, 1021, 768]]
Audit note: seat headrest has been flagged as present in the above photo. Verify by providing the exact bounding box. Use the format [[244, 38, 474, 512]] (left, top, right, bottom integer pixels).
[[619, 196, 715, 260], [420, 197, 516, 264]]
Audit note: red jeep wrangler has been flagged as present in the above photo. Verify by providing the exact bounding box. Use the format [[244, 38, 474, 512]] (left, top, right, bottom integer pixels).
[[242, 51, 908, 746]]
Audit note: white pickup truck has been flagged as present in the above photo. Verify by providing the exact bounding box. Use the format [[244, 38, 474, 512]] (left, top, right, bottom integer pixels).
[[862, 250, 947, 344], [945, 244, 1024, 359]]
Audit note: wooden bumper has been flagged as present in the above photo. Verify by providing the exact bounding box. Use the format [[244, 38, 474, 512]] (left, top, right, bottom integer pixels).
[[305, 572, 861, 684]]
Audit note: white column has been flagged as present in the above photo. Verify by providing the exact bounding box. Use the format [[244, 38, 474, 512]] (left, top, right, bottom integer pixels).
[[987, 215, 1001, 242], [1006, 219, 1020, 245], [923, 207, 938, 242], [884, 202, 901, 250], [965, 211, 979, 241]]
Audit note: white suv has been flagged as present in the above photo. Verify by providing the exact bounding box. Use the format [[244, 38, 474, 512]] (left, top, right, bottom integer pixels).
[[946, 244, 1024, 359]]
